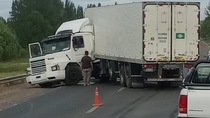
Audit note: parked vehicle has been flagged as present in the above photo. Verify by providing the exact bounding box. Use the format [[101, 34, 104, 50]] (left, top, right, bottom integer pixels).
[[178, 60, 210, 118], [26, 2, 200, 87]]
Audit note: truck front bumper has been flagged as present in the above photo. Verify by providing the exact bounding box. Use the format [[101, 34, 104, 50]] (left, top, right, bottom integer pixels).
[[26, 70, 65, 85]]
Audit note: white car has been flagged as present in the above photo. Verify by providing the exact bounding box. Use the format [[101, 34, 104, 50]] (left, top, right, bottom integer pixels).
[[178, 60, 210, 118]]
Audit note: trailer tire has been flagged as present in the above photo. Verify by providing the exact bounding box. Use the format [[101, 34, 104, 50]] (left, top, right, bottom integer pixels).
[[65, 66, 82, 86], [125, 64, 132, 88], [120, 65, 126, 87], [108, 61, 116, 82]]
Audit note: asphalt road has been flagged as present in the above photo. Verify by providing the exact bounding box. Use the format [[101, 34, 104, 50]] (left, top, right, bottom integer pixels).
[[0, 41, 209, 118]]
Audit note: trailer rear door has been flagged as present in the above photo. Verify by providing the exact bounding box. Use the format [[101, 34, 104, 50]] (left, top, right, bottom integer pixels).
[[144, 4, 171, 61], [172, 4, 199, 61], [143, 2, 200, 62]]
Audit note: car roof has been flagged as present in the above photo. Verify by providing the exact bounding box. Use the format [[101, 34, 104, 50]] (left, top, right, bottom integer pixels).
[[194, 60, 210, 67]]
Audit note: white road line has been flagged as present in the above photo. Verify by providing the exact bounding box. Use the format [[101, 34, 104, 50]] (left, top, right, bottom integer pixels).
[[78, 82, 95, 85], [12, 103, 18, 106], [117, 87, 125, 92], [86, 106, 99, 113]]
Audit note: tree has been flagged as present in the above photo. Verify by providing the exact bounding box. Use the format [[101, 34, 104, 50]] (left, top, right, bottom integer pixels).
[[205, 2, 210, 17], [92, 4, 96, 7], [89, 4, 92, 8], [0, 20, 21, 61], [63, 0, 77, 21], [8, 0, 64, 48], [0, 16, 6, 24], [98, 3, 101, 7], [77, 6, 84, 19], [201, 2, 210, 40], [115, 1, 118, 5]]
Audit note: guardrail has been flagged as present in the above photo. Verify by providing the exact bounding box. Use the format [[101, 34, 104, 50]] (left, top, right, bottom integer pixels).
[[0, 74, 29, 85]]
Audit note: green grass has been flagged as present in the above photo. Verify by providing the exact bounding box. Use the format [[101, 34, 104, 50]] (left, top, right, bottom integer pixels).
[[0, 58, 29, 78]]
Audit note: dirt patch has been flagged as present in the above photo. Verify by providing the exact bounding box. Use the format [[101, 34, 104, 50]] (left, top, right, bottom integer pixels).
[[0, 82, 49, 110]]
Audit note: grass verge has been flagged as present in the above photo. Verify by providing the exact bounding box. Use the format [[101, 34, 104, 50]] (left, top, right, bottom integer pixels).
[[0, 58, 29, 79]]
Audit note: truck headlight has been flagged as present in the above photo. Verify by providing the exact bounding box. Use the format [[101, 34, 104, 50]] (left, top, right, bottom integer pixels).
[[51, 65, 60, 71]]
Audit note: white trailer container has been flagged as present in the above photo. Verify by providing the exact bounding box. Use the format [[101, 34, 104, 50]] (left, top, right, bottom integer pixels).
[[27, 2, 200, 88], [85, 3, 143, 63], [85, 2, 200, 63], [85, 2, 200, 87]]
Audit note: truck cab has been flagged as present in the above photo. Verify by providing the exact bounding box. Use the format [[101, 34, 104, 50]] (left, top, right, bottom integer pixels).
[[26, 18, 95, 87]]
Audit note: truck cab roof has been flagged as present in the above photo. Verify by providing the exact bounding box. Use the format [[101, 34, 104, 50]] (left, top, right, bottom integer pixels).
[[55, 18, 89, 35]]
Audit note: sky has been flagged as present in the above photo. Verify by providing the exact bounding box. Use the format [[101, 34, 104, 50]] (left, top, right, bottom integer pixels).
[[0, 0, 209, 20]]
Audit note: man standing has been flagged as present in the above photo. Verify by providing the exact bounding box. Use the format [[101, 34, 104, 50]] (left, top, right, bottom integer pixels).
[[81, 51, 93, 86]]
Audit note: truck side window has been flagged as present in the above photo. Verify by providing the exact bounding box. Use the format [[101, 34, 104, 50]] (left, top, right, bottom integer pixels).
[[73, 36, 84, 48]]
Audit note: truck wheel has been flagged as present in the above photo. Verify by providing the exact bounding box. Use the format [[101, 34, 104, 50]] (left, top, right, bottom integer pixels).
[[109, 61, 116, 82], [125, 64, 132, 88], [39, 83, 53, 88], [65, 66, 82, 86], [93, 66, 100, 79], [120, 65, 126, 87]]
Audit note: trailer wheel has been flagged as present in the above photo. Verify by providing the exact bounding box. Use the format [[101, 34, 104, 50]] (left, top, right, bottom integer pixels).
[[120, 65, 126, 87], [65, 66, 82, 86], [125, 64, 132, 88], [108, 61, 116, 82]]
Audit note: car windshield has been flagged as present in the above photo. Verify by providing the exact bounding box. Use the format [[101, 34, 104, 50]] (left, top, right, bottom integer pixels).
[[192, 64, 210, 84], [42, 36, 71, 55]]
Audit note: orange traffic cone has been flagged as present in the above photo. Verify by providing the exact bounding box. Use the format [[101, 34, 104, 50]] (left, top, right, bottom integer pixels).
[[93, 87, 103, 106]]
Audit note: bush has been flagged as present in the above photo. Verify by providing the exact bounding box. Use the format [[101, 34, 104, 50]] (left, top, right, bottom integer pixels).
[[20, 48, 29, 58], [0, 20, 22, 61]]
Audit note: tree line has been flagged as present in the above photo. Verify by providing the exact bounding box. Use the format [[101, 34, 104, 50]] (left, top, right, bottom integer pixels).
[[201, 3, 210, 40]]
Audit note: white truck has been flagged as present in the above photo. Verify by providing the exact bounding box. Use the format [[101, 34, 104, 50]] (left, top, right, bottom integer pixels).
[[178, 60, 210, 118], [26, 2, 200, 88]]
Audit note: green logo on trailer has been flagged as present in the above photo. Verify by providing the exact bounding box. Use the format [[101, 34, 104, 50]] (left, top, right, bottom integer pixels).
[[176, 33, 185, 39]]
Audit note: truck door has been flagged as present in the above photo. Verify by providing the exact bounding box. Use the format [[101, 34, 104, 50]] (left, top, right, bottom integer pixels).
[[72, 36, 86, 62], [29, 43, 43, 58], [172, 4, 199, 61], [144, 4, 171, 61]]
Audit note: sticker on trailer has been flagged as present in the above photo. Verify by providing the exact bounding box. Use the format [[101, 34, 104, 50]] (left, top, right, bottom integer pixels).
[[176, 33, 185, 39]]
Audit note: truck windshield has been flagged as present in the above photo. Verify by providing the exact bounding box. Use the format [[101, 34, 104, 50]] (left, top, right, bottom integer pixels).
[[192, 64, 210, 84], [42, 36, 71, 55]]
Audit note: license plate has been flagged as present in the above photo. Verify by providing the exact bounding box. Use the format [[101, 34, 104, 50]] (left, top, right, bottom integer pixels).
[[163, 65, 179, 68], [146, 68, 153, 72]]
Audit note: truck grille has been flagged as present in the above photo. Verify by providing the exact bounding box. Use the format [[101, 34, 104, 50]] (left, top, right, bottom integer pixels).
[[30, 59, 46, 75]]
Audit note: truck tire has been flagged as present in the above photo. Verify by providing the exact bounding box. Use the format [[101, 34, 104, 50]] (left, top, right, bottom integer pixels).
[[93, 66, 100, 79], [39, 83, 53, 88], [109, 61, 116, 82], [120, 65, 126, 87], [125, 64, 132, 88], [65, 66, 82, 86]]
